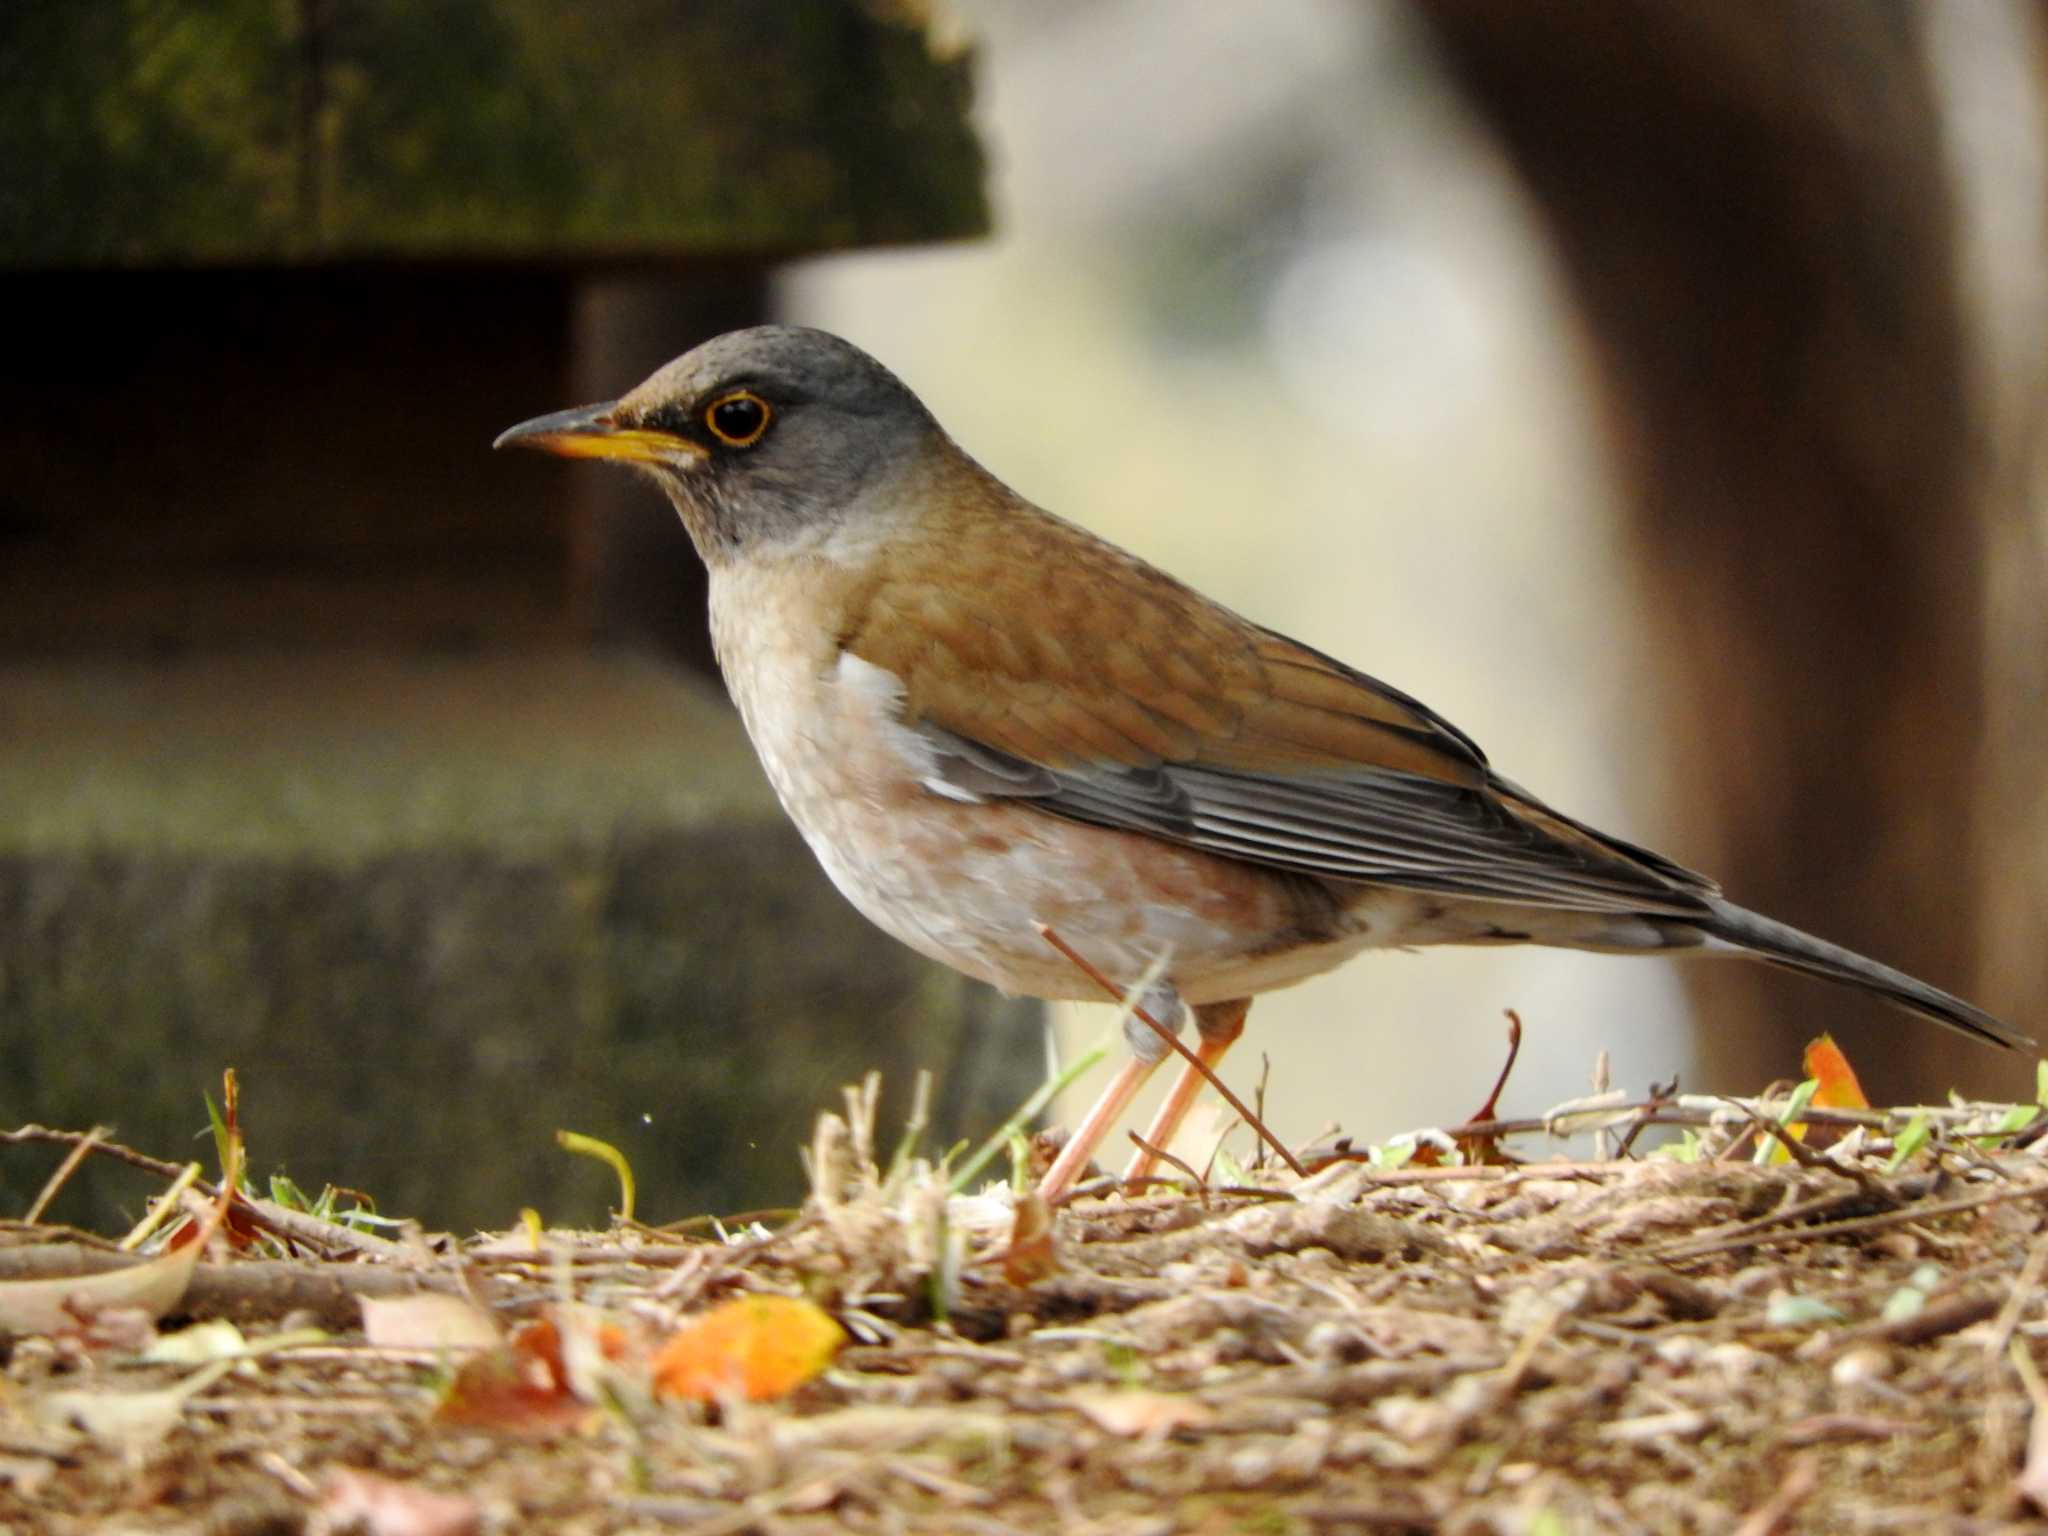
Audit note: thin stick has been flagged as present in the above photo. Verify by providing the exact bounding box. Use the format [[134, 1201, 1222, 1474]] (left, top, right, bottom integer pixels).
[[1612, 1078, 1679, 1160], [1127, 1132, 1207, 1199], [1657, 1179, 2048, 1261], [881, 1069, 934, 1191], [1719, 1095, 1889, 1198], [120, 1160, 202, 1250], [1, 1124, 403, 1258], [1588, 1043, 1612, 1161], [1984, 1233, 2048, 1364], [5, 1124, 191, 1182], [1307, 1160, 1625, 1186], [1034, 925, 1307, 1178], [1251, 1053, 1273, 1171], [1731, 1455, 1817, 1536], [23, 1125, 106, 1224]]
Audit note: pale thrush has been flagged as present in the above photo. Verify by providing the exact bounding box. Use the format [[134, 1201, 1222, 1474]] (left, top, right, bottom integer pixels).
[[497, 326, 2025, 1201]]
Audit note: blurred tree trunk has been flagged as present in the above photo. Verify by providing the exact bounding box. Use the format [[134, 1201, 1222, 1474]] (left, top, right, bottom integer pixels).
[[1416, 1, 2047, 1099]]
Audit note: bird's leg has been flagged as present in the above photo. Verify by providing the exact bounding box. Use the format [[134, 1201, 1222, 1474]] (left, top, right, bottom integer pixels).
[[1122, 997, 1251, 1185], [1036, 981, 1185, 1204]]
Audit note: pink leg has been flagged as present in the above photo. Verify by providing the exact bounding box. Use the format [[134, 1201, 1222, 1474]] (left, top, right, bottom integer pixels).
[[1036, 1051, 1164, 1204], [1122, 998, 1251, 1184]]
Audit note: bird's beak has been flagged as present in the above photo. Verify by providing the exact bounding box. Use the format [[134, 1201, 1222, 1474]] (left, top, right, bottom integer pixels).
[[492, 402, 706, 465]]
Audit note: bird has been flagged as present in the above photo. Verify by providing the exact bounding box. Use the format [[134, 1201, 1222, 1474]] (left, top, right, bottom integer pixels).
[[497, 325, 2027, 1203]]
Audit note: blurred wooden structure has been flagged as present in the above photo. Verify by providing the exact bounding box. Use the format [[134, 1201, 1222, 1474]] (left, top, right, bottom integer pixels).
[[0, 1, 1031, 1229], [1421, 1, 2048, 1098], [1, 0, 985, 663]]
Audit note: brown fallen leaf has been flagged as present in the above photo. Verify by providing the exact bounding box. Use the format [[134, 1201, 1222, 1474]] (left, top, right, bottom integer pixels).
[[1447, 1010, 1525, 1166], [1001, 1192, 1059, 1286], [435, 1317, 594, 1436]]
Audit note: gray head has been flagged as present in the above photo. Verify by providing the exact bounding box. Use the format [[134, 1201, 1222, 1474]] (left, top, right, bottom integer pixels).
[[494, 326, 942, 563]]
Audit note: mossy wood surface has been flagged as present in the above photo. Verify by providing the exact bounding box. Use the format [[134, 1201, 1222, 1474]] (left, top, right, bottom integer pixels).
[[0, 654, 1039, 1230], [1, 0, 988, 267]]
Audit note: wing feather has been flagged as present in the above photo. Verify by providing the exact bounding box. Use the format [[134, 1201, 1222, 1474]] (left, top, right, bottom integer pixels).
[[841, 490, 1714, 918]]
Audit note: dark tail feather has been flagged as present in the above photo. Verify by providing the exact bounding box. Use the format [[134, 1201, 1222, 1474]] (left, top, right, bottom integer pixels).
[[1699, 898, 2031, 1052]]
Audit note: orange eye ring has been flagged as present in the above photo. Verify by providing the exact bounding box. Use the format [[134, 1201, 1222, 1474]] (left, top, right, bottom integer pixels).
[[704, 390, 772, 448]]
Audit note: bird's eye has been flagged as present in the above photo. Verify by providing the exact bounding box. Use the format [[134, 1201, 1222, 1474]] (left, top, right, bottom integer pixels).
[[704, 391, 772, 448]]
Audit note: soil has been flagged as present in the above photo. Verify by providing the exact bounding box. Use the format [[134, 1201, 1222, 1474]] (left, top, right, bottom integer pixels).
[[7, 1102, 2048, 1535]]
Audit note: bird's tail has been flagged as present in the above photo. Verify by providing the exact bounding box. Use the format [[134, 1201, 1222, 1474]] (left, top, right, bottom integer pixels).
[[1697, 898, 2031, 1052]]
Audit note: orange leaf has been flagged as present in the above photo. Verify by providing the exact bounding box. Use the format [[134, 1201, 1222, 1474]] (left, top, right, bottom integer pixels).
[[651, 1296, 845, 1403], [1772, 1034, 1871, 1162], [1803, 1034, 1870, 1110]]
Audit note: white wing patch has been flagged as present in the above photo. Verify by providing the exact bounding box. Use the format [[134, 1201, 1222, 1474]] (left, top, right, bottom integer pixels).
[[832, 650, 986, 804]]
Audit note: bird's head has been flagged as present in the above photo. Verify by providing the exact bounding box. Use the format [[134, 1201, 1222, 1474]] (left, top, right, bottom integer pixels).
[[495, 326, 944, 564]]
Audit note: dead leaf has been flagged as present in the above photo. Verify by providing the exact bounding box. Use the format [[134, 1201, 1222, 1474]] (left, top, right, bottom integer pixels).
[[0, 1244, 199, 1342], [651, 1295, 845, 1403], [1000, 1192, 1059, 1286], [1450, 1010, 1525, 1165], [32, 1360, 235, 1450], [2020, 1387, 2048, 1511], [554, 1303, 641, 1407], [1071, 1388, 1214, 1439], [318, 1467, 481, 1536], [143, 1319, 248, 1365], [467, 1227, 546, 1258], [361, 1293, 500, 1353], [0, 1453, 59, 1501], [0, 1168, 237, 1339], [1349, 1306, 1499, 1360], [435, 1316, 586, 1435]]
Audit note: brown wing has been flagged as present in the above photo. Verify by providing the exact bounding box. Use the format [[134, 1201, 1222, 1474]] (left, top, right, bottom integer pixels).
[[843, 498, 1488, 778], [843, 494, 1716, 916]]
